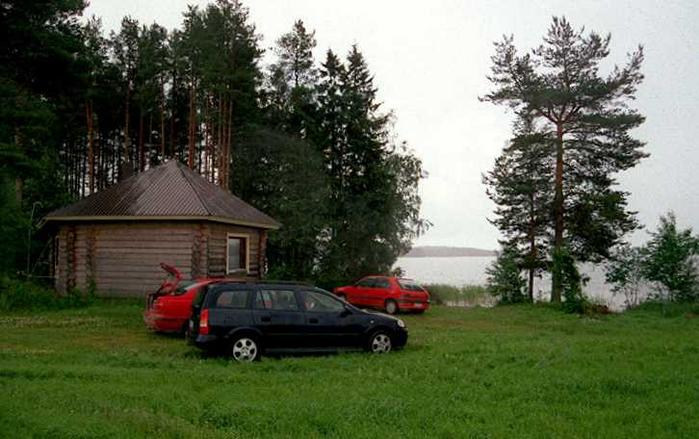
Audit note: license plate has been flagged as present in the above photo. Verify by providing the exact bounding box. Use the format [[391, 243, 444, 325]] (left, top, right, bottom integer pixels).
[[414, 303, 423, 307]]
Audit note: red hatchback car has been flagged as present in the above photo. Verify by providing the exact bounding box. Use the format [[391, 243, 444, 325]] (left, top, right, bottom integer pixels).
[[144, 264, 220, 334], [334, 276, 430, 315]]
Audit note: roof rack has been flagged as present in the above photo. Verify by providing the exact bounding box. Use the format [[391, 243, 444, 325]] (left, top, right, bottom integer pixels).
[[208, 279, 314, 286], [253, 280, 314, 286]]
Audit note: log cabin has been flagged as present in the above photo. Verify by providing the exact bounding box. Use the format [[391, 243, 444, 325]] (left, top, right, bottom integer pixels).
[[43, 160, 280, 297]]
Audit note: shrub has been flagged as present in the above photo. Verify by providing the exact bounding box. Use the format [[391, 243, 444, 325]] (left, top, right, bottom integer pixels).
[[0, 276, 95, 311], [642, 212, 699, 302], [552, 245, 589, 314], [606, 244, 646, 308], [486, 246, 526, 304], [423, 284, 461, 305]]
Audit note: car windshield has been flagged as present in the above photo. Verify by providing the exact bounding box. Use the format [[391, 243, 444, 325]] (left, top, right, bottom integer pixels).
[[398, 279, 425, 292], [171, 280, 197, 296]]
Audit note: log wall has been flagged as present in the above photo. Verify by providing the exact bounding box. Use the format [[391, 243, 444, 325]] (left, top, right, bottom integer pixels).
[[54, 220, 267, 297]]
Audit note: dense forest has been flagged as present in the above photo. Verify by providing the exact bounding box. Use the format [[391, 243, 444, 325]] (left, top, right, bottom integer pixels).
[[0, 0, 428, 287]]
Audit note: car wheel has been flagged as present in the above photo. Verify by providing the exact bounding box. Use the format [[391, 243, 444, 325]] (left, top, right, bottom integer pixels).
[[230, 336, 261, 362], [384, 299, 398, 315], [368, 331, 392, 354]]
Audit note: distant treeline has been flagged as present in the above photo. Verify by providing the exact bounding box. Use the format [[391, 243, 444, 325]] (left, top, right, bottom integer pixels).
[[0, 0, 428, 286], [403, 247, 497, 258]]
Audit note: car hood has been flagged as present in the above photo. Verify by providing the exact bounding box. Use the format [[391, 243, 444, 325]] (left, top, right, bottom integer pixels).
[[362, 309, 402, 323]]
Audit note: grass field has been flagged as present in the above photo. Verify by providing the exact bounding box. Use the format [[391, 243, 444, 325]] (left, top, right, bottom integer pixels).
[[1, 301, 698, 438]]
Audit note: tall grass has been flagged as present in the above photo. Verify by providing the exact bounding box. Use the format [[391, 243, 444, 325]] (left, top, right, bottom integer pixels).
[[0, 276, 94, 311], [423, 283, 493, 307]]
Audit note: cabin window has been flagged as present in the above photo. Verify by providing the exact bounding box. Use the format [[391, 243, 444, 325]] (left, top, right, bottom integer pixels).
[[226, 234, 249, 274]]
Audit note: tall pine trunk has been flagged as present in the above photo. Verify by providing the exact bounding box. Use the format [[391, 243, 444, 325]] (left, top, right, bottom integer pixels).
[[225, 97, 233, 190], [188, 85, 196, 169], [123, 86, 131, 169], [551, 123, 565, 303], [86, 100, 95, 194], [160, 78, 166, 160], [138, 111, 144, 172]]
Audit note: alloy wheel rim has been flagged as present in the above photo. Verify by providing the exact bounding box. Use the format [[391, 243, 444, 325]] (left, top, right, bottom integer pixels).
[[232, 338, 257, 362], [371, 334, 392, 353], [386, 302, 397, 314]]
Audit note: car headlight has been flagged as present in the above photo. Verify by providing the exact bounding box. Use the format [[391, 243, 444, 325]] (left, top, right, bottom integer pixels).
[[397, 319, 406, 329]]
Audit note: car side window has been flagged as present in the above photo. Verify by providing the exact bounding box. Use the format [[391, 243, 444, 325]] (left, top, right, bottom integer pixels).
[[301, 290, 345, 313], [356, 278, 375, 288], [374, 278, 390, 289], [215, 290, 250, 308], [254, 290, 299, 311], [398, 280, 424, 291]]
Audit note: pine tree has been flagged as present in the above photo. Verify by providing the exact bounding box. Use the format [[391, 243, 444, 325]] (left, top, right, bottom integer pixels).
[[111, 17, 140, 177], [265, 20, 318, 137], [482, 16, 647, 302], [484, 121, 553, 301]]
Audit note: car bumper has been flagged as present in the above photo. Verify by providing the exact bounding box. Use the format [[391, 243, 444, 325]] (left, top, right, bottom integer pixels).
[[392, 329, 408, 348], [143, 312, 186, 333], [397, 301, 430, 312], [191, 334, 220, 349]]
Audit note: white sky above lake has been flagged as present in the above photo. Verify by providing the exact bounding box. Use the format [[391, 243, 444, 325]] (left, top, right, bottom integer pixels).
[[86, 0, 699, 250]]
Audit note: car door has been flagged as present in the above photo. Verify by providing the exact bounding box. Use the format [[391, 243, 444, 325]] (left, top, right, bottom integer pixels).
[[370, 277, 392, 308], [251, 288, 306, 349], [300, 290, 363, 348], [352, 277, 375, 307]]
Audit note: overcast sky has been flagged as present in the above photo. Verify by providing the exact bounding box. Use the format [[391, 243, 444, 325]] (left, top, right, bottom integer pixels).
[[86, 0, 699, 250]]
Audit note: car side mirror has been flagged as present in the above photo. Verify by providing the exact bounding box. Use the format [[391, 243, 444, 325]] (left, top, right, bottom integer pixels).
[[340, 306, 352, 317]]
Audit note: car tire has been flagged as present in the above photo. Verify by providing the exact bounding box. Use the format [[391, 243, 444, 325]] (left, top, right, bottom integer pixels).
[[230, 335, 261, 363], [384, 299, 398, 315], [367, 331, 393, 354]]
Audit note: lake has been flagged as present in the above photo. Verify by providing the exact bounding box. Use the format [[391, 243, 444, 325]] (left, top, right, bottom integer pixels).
[[394, 256, 655, 310]]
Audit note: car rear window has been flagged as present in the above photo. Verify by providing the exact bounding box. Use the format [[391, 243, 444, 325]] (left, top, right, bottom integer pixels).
[[171, 280, 197, 296], [398, 279, 425, 292], [254, 290, 299, 311]]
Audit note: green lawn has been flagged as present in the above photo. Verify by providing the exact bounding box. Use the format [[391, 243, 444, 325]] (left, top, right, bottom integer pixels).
[[1, 301, 698, 438]]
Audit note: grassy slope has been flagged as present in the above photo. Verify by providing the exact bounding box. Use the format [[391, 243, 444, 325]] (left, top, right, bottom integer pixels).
[[0, 301, 697, 438]]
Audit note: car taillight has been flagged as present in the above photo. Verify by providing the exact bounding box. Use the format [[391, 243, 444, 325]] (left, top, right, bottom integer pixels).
[[199, 309, 209, 335]]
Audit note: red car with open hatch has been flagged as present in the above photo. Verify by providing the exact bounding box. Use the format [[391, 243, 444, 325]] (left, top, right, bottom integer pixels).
[[333, 276, 430, 314], [144, 263, 220, 334]]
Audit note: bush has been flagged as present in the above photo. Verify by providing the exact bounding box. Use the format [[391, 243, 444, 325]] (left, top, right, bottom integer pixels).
[[486, 246, 526, 304], [0, 276, 95, 311], [550, 245, 590, 314], [606, 244, 646, 308], [642, 212, 699, 302]]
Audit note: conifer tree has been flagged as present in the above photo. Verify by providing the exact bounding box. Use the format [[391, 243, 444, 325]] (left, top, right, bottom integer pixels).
[[265, 20, 318, 137], [484, 121, 553, 301], [483, 17, 647, 302]]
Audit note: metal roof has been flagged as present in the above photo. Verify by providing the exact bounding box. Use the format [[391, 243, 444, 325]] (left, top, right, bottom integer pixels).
[[45, 161, 280, 229]]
